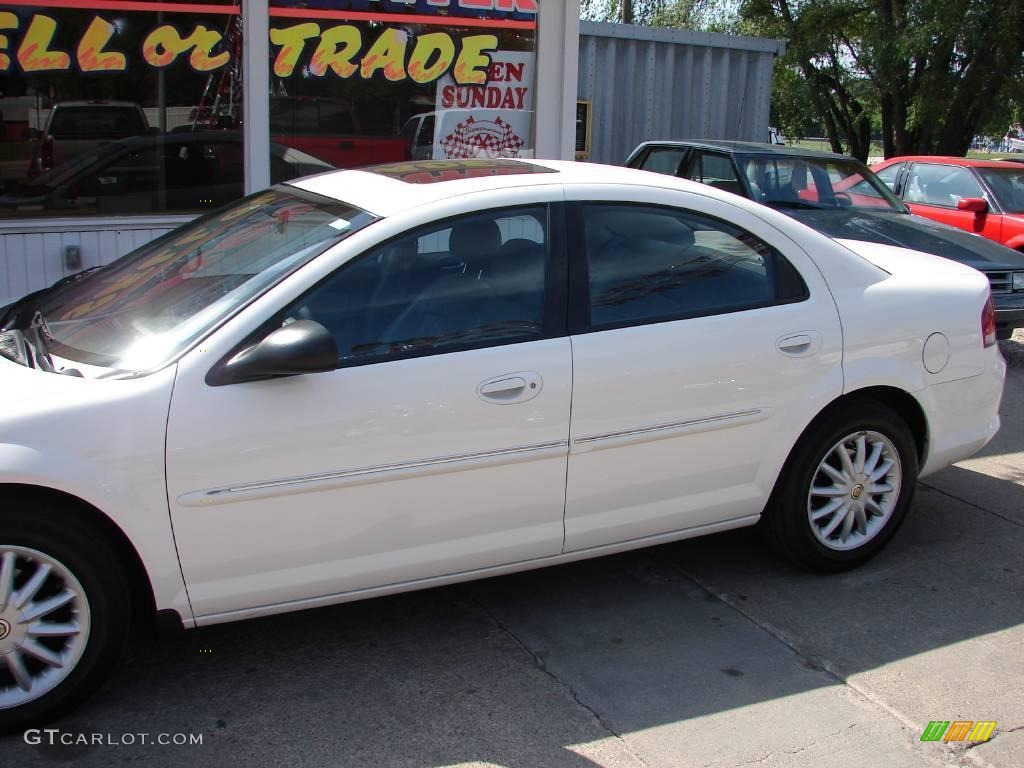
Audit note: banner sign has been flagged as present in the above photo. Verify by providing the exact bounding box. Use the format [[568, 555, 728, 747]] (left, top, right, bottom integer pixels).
[[432, 49, 533, 158], [0, 10, 513, 85]]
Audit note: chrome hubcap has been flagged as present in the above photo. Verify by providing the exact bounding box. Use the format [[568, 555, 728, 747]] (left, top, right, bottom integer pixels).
[[0, 546, 90, 709], [807, 430, 902, 551]]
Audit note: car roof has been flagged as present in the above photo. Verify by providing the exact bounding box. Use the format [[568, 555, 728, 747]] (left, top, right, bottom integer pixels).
[[290, 159, 698, 217], [878, 155, 1017, 169], [634, 139, 856, 162]]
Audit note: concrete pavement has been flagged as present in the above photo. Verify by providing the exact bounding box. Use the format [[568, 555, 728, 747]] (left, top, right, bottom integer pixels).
[[5, 335, 1023, 768]]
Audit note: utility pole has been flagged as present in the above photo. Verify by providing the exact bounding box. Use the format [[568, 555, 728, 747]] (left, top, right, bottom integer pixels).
[[622, 0, 634, 24]]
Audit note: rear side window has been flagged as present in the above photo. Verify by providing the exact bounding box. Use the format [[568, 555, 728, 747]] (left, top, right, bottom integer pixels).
[[581, 204, 807, 329], [874, 162, 904, 193], [636, 148, 686, 176], [684, 151, 743, 196]]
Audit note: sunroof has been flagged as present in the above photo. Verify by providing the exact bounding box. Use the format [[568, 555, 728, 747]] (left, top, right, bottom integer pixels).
[[366, 159, 557, 184]]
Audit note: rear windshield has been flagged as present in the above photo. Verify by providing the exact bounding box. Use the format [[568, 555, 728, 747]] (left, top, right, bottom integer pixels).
[[48, 107, 146, 139]]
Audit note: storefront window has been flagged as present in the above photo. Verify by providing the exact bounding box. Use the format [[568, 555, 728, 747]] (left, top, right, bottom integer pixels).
[[0, 0, 260, 219], [268, 0, 538, 169]]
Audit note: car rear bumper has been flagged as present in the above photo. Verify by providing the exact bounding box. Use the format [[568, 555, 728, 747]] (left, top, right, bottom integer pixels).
[[917, 354, 1006, 478]]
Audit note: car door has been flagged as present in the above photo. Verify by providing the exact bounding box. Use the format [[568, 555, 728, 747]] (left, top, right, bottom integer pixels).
[[562, 186, 843, 551], [165, 198, 571, 620], [903, 162, 1002, 239]]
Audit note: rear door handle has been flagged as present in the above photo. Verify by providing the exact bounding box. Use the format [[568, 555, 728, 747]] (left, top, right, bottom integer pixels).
[[777, 332, 821, 357], [478, 372, 542, 404]]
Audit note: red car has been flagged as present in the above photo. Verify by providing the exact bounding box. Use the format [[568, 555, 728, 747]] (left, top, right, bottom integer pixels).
[[873, 156, 1024, 252]]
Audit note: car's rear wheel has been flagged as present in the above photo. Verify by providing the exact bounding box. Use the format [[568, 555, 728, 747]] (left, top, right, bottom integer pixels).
[[764, 400, 918, 571], [0, 510, 129, 732]]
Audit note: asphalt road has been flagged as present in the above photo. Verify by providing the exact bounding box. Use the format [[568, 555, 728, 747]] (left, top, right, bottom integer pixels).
[[6, 335, 1023, 768]]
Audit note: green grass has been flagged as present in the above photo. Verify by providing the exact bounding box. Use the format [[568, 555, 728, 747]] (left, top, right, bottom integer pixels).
[[786, 138, 1022, 162]]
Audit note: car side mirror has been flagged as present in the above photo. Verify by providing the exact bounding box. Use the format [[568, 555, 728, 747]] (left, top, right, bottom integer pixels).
[[957, 197, 988, 214], [206, 319, 338, 386]]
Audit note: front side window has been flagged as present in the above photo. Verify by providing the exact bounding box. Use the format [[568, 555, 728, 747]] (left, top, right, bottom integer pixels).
[[29, 188, 374, 374], [582, 204, 807, 329], [905, 164, 986, 208], [286, 206, 549, 365], [976, 167, 1024, 213]]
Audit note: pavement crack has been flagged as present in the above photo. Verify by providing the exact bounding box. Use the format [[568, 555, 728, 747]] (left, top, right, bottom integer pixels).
[[733, 725, 854, 765], [921, 481, 1024, 529], [453, 590, 650, 768]]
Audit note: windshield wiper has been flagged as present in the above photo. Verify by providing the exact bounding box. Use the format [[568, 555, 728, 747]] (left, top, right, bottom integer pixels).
[[0, 265, 103, 331]]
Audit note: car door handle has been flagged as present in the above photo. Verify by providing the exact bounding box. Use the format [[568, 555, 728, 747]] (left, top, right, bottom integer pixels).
[[777, 332, 821, 357], [478, 372, 542, 404]]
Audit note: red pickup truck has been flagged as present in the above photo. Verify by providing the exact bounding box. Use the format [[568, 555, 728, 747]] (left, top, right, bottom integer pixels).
[[29, 101, 150, 178], [270, 97, 408, 168]]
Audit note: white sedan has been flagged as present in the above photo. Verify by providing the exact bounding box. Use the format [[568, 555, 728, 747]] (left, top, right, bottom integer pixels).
[[0, 159, 1006, 728]]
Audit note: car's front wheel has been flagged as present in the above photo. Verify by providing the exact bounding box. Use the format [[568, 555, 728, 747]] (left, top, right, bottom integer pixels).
[[764, 400, 918, 571], [0, 509, 130, 732]]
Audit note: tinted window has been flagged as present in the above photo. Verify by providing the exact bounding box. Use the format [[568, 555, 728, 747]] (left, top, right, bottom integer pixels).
[[49, 106, 145, 139], [582, 204, 807, 328], [286, 206, 549, 365], [637, 148, 686, 176], [685, 152, 743, 196], [905, 164, 985, 207]]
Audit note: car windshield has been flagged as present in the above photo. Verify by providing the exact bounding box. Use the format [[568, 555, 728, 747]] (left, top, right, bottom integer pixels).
[[35, 186, 374, 375], [976, 167, 1024, 213], [738, 155, 906, 212]]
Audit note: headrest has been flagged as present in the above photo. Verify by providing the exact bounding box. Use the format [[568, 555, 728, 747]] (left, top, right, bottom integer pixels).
[[450, 218, 502, 259]]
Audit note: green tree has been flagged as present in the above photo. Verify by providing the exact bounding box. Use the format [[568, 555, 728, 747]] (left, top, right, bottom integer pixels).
[[739, 0, 1024, 159]]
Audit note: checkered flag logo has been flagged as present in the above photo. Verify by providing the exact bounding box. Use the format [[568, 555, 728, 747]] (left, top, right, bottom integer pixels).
[[440, 115, 525, 159]]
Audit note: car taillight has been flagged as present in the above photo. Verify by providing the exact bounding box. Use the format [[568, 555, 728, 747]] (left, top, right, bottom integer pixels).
[[41, 135, 54, 172], [981, 295, 996, 348]]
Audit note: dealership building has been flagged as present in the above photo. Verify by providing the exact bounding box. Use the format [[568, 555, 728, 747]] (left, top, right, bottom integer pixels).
[[0, 0, 581, 302]]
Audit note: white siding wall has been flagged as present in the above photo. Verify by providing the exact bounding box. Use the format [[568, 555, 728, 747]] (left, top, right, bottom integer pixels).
[[0, 220, 187, 306]]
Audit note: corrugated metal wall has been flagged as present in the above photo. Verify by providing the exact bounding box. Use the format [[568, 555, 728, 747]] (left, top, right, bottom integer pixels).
[[0, 222, 180, 306], [578, 21, 785, 165]]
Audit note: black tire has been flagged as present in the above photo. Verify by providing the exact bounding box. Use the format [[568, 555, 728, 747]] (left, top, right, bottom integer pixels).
[[0, 506, 131, 733], [762, 399, 918, 572]]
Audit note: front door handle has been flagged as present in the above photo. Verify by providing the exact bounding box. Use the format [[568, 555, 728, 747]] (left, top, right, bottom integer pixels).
[[478, 372, 542, 404]]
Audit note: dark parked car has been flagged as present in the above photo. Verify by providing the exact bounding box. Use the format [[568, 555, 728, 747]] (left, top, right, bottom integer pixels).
[[627, 140, 1024, 339], [2, 131, 332, 216]]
